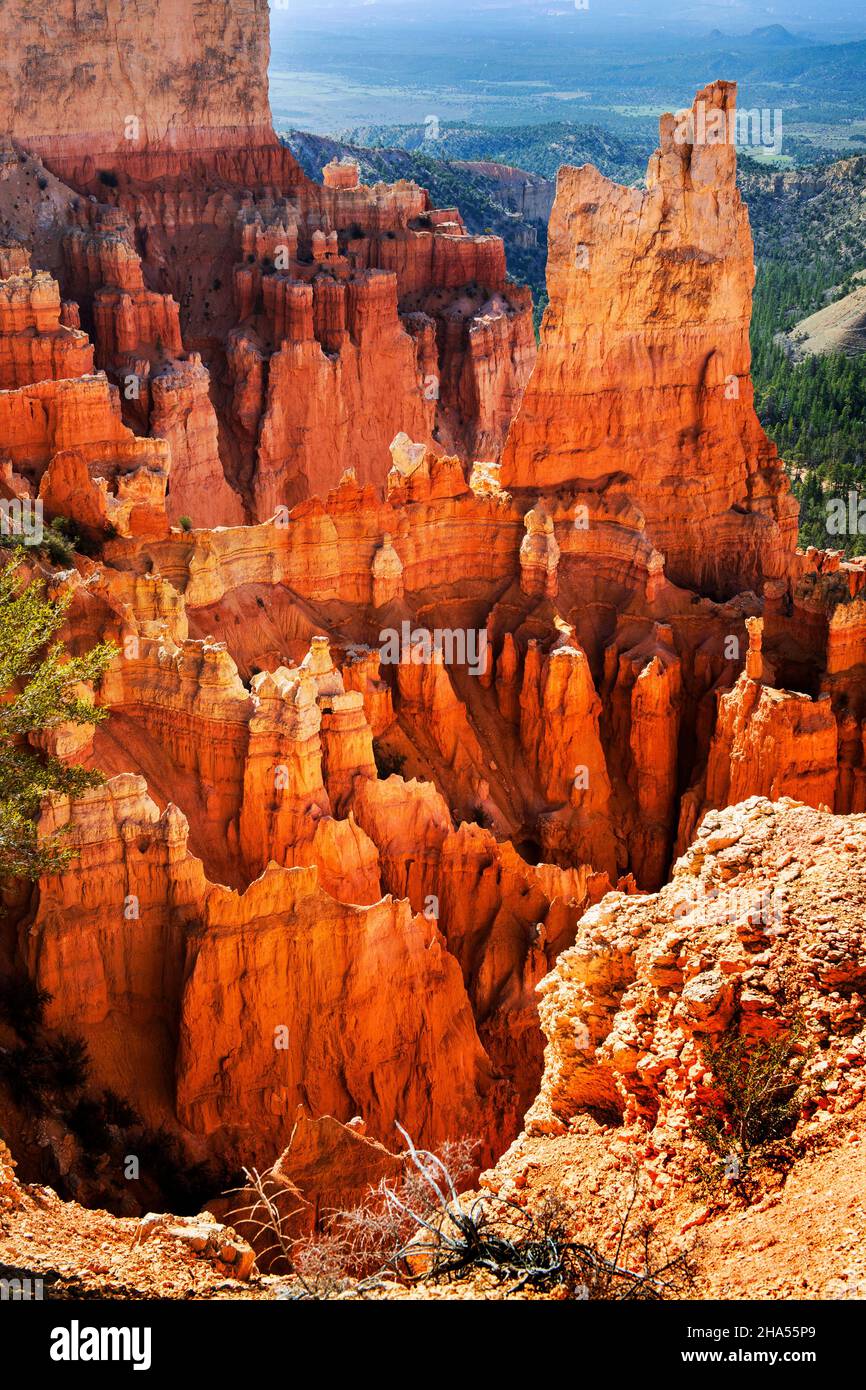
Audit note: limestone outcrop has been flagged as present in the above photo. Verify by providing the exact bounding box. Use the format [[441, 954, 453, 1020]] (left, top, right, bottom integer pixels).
[[488, 799, 866, 1297]]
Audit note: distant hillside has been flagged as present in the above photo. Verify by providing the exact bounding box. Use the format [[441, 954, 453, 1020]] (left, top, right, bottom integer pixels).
[[270, 8, 866, 156], [335, 120, 649, 185], [781, 272, 866, 360], [705, 24, 812, 46], [741, 25, 811, 46], [742, 156, 866, 552], [741, 155, 866, 281]]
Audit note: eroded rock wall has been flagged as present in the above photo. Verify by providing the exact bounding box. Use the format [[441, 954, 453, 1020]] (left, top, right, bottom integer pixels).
[[0, 0, 276, 167]]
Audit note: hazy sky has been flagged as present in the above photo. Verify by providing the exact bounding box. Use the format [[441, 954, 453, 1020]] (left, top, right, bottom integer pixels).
[[272, 0, 866, 42]]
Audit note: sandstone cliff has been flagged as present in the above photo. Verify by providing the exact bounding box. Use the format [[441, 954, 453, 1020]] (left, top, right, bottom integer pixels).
[[0, 0, 275, 166]]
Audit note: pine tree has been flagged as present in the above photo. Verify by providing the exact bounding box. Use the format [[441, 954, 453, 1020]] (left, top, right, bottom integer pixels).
[[0, 562, 116, 878]]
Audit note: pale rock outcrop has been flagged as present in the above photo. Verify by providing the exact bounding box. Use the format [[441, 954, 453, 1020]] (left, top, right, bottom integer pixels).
[[519, 505, 560, 598], [372, 533, 404, 608], [510, 800, 866, 1209]]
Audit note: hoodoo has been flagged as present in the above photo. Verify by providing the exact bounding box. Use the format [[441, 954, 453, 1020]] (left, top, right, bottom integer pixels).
[[502, 80, 798, 596], [0, 1, 533, 513]]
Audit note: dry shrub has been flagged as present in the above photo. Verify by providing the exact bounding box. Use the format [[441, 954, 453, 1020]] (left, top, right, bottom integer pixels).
[[274, 1128, 693, 1301]]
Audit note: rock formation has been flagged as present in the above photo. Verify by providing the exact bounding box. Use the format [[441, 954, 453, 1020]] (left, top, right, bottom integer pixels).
[[28, 774, 503, 1169], [0, 264, 93, 388], [149, 358, 245, 528], [501, 81, 798, 597], [487, 799, 866, 1298], [2, 0, 866, 1300], [0, 0, 276, 167], [0, 4, 534, 519]]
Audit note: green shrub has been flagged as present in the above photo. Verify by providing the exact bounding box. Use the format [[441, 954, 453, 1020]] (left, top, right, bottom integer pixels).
[[0, 517, 79, 566], [0, 561, 115, 878], [691, 1024, 809, 1192]]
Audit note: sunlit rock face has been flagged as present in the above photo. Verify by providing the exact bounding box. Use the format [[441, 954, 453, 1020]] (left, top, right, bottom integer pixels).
[[491, 800, 866, 1286], [501, 81, 798, 598], [0, 0, 277, 166], [29, 775, 504, 1169]]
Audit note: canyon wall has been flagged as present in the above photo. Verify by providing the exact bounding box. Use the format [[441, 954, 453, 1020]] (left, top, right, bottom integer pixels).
[[0, 0, 276, 166], [0, 2, 534, 519]]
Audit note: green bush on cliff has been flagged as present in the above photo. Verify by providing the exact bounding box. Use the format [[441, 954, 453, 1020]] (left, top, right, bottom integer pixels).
[[0, 560, 116, 879], [691, 1024, 809, 1195]]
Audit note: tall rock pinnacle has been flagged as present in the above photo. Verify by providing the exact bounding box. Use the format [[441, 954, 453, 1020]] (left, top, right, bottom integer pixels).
[[501, 80, 798, 597]]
